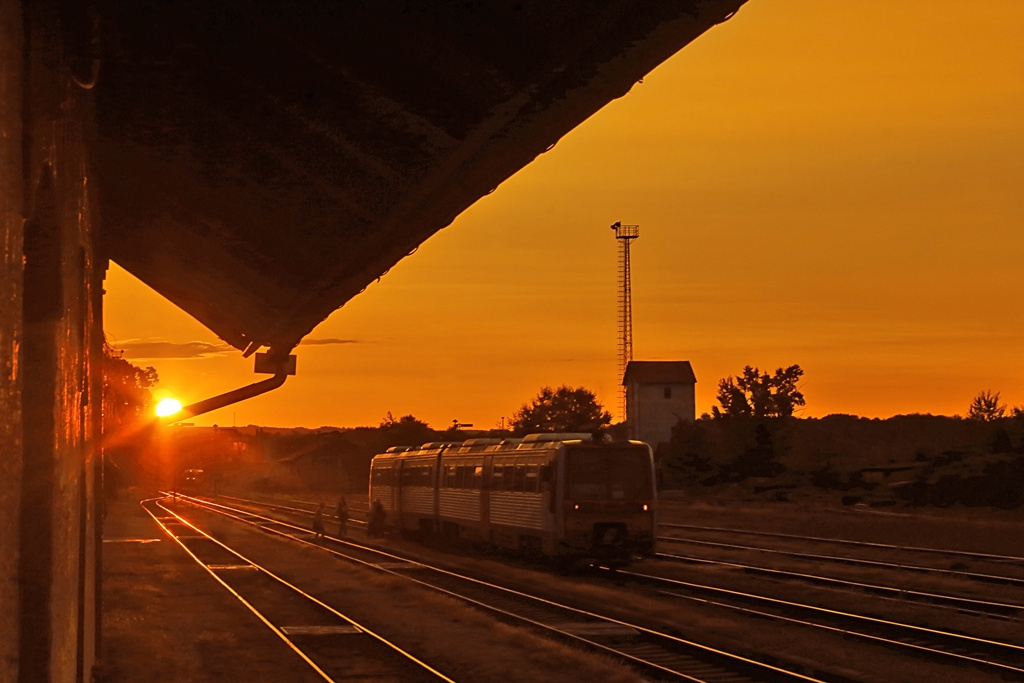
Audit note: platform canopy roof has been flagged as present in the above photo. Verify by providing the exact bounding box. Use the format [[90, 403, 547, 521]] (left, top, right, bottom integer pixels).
[[95, 0, 746, 361]]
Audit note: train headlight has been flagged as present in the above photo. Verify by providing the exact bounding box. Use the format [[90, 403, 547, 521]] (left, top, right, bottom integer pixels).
[[642, 504, 648, 512], [573, 504, 579, 511]]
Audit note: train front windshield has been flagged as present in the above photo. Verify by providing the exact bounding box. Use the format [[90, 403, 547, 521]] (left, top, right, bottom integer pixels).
[[565, 447, 652, 500]]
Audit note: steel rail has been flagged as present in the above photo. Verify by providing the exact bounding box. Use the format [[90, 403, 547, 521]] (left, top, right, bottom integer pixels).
[[142, 496, 455, 683], [214, 493, 367, 527], [660, 523, 1024, 564], [655, 588, 1023, 674], [217, 493, 360, 513], [657, 535, 1024, 587], [655, 550, 1024, 617], [140, 497, 335, 682], [215, 493, 1024, 592], [613, 567, 1024, 676], [172, 492, 831, 683]]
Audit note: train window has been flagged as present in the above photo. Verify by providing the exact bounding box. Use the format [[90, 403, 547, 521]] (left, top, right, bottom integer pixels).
[[373, 468, 394, 486], [513, 465, 527, 492], [404, 465, 431, 486], [491, 467, 503, 490], [504, 465, 517, 491], [445, 465, 456, 488], [525, 465, 539, 493], [565, 447, 653, 500], [472, 466, 483, 490]]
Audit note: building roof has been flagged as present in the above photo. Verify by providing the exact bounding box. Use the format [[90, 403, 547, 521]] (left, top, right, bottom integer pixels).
[[94, 1, 747, 359], [623, 361, 697, 385]]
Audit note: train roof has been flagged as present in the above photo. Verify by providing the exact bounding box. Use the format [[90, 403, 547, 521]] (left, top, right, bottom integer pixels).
[[520, 432, 609, 443], [372, 433, 645, 460]]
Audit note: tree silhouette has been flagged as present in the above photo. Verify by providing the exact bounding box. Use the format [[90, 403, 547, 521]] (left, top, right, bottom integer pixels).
[[509, 385, 612, 435], [378, 412, 434, 446], [712, 365, 805, 419], [102, 342, 159, 433], [967, 390, 1005, 421]]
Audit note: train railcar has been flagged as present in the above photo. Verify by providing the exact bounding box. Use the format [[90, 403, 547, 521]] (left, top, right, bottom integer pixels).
[[368, 433, 657, 566], [180, 468, 206, 494]]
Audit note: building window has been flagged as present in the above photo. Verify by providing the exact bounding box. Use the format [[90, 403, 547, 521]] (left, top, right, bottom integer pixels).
[[664, 386, 672, 399]]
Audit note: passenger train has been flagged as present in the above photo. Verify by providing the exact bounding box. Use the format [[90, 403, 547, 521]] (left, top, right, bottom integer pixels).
[[368, 433, 657, 566]]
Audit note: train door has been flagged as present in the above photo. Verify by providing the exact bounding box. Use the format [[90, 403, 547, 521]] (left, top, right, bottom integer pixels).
[[370, 458, 397, 522], [553, 446, 566, 538], [539, 458, 554, 527], [431, 452, 441, 533], [394, 459, 404, 524], [480, 454, 491, 538]]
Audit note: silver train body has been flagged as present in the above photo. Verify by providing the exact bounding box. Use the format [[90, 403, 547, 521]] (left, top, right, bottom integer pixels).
[[369, 434, 657, 565]]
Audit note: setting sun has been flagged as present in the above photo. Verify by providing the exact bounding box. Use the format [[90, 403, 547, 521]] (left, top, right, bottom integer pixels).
[[155, 398, 183, 418]]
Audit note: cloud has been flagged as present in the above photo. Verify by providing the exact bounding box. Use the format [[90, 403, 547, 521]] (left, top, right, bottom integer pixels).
[[111, 336, 364, 360], [115, 340, 232, 360], [299, 337, 362, 346]]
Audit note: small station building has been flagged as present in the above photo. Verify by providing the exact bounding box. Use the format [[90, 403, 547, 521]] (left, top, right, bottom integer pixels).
[[623, 361, 697, 447]]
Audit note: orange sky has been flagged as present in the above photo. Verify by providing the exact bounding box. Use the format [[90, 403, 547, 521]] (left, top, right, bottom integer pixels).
[[104, 1, 1024, 429]]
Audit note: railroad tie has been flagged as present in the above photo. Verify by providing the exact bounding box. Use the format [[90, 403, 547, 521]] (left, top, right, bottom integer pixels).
[[549, 622, 638, 638], [279, 625, 362, 636]]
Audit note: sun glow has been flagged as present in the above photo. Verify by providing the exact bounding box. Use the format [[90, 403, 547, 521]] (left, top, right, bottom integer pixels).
[[155, 398, 183, 418]]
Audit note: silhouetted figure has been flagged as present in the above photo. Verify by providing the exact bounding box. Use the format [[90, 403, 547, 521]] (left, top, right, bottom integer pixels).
[[368, 499, 386, 538], [312, 503, 326, 540], [334, 495, 349, 536]]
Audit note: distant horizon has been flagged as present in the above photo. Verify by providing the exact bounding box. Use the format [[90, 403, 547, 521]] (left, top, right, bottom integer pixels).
[[168, 410, 1019, 435]]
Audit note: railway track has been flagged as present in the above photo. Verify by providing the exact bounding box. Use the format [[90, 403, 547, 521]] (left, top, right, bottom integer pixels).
[[140, 496, 453, 683], [191, 492, 1024, 679], [610, 564, 1024, 678], [655, 548, 1024, 618], [656, 534, 1024, 588], [223, 493, 1024, 616], [661, 523, 1024, 570], [656, 521, 1024, 622], [170, 493, 837, 683], [215, 493, 370, 531]]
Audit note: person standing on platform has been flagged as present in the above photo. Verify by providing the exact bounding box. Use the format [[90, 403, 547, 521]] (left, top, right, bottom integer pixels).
[[368, 499, 385, 538], [334, 495, 349, 537], [312, 503, 326, 540]]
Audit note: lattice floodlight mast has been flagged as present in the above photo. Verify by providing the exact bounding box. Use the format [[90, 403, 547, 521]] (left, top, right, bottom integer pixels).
[[611, 221, 639, 421]]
